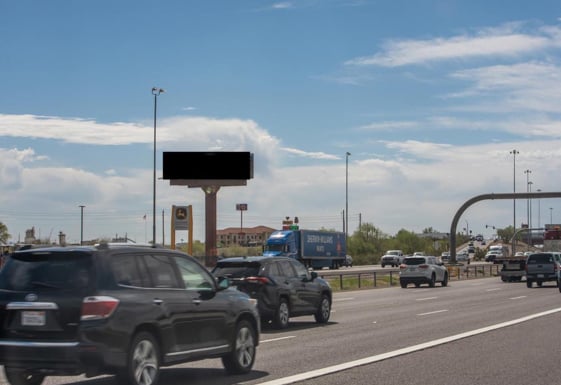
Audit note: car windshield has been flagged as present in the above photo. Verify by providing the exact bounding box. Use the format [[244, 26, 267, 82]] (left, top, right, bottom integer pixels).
[[212, 262, 262, 278], [527, 254, 553, 264], [0, 251, 93, 291], [404, 257, 425, 265]]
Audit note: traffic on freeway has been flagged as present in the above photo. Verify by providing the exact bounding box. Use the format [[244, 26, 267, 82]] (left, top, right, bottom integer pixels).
[[4, 275, 561, 385]]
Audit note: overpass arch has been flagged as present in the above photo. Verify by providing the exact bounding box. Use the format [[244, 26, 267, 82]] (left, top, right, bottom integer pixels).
[[450, 192, 561, 263]]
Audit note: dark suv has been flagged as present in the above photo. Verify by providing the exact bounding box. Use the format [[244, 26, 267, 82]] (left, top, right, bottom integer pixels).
[[212, 256, 332, 329], [0, 244, 260, 385]]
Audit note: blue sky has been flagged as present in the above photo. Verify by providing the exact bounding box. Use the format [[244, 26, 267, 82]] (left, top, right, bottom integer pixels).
[[2, 0, 561, 244]]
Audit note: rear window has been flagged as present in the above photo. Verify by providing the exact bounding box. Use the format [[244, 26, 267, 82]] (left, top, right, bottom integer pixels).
[[527, 254, 554, 264], [0, 251, 93, 291], [212, 261, 262, 278], [404, 257, 426, 265]]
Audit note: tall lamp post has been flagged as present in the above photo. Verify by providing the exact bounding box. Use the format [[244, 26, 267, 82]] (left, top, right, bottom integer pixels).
[[151, 87, 165, 245], [524, 169, 531, 228], [345, 152, 351, 245], [537, 189, 542, 228], [550, 207, 554, 225], [79, 205, 85, 245], [510, 149, 519, 236]]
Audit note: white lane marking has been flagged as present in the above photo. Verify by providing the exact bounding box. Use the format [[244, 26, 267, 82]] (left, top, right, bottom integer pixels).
[[260, 336, 296, 344], [510, 296, 527, 300], [334, 297, 355, 302], [486, 288, 502, 292], [417, 309, 448, 316], [416, 297, 438, 301], [255, 307, 561, 385]]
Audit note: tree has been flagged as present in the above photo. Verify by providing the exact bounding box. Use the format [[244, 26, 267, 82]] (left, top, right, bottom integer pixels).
[[0, 222, 9, 244]]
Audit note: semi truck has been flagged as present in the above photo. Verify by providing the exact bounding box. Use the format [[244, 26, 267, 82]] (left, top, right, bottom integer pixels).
[[263, 229, 347, 269]]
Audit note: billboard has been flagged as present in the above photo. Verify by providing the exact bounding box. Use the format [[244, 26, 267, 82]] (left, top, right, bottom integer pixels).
[[163, 152, 253, 180]]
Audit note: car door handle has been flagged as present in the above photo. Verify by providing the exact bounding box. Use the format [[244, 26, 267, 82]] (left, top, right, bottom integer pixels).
[[192, 299, 202, 305], [153, 299, 163, 305]]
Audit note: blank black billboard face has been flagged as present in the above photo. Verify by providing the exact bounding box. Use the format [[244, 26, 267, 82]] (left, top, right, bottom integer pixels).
[[163, 151, 253, 180]]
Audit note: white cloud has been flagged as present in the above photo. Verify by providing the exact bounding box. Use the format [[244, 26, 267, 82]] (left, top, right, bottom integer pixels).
[[345, 23, 561, 67]]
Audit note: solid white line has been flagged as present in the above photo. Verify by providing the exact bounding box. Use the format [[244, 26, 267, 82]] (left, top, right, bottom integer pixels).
[[417, 309, 448, 316], [260, 336, 296, 344], [255, 307, 561, 385], [486, 288, 502, 292], [510, 296, 527, 300], [416, 297, 438, 301]]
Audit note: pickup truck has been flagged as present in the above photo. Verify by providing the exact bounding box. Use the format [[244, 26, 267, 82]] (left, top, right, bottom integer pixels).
[[525, 252, 561, 288], [381, 250, 404, 267]]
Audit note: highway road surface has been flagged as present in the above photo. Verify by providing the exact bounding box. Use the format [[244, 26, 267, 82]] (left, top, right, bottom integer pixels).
[[4, 276, 561, 385]]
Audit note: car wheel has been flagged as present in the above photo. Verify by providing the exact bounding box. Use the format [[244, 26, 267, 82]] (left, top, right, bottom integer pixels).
[[222, 320, 256, 374], [441, 273, 448, 287], [414, 283, 420, 288], [429, 274, 436, 288], [537, 281, 543, 287], [400, 281, 407, 288], [314, 294, 331, 323], [381, 264, 385, 268], [526, 280, 532, 288], [4, 368, 45, 385], [273, 298, 290, 329], [119, 331, 160, 385]]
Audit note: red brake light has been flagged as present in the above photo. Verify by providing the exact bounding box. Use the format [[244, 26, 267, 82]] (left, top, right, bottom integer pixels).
[[399, 264, 407, 269], [244, 276, 271, 284], [419, 264, 429, 269], [81, 296, 119, 320]]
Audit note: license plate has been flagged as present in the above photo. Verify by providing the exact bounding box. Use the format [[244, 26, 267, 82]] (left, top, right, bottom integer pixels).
[[21, 311, 46, 326]]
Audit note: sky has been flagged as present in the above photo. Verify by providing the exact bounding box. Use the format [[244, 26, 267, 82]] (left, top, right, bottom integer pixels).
[[2, 0, 561, 245]]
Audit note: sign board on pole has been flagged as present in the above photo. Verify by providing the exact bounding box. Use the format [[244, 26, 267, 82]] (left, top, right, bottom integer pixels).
[[173, 206, 190, 230]]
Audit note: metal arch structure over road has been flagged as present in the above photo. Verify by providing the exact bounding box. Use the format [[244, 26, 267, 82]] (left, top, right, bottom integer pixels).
[[449, 192, 561, 263]]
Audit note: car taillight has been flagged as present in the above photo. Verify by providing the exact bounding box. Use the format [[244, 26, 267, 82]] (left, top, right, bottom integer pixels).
[[81, 296, 120, 320], [244, 276, 271, 284], [399, 264, 407, 269], [419, 264, 429, 269]]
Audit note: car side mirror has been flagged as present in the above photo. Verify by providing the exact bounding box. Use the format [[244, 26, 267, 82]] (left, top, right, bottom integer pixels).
[[310, 271, 318, 281]]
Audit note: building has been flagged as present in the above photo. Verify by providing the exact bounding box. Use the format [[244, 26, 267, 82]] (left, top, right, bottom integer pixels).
[[217, 225, 276, 247]]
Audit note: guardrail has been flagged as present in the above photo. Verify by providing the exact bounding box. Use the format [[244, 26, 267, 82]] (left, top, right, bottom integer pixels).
[[317, 264, 501, 291]]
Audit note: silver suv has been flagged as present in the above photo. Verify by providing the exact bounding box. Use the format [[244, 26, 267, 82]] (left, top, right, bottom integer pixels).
[[399, 256, 448, 288]]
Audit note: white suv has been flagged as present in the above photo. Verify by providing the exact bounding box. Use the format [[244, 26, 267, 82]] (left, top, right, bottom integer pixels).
[[399, 256, 448, 288]]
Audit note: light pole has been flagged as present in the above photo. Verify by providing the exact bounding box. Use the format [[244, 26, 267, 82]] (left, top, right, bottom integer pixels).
[[79, 205, 85, 245], [551, 207, 554, 225], [537, 189, 542, 228], [152, 87, 165, 245], [510, 149, 519, 236], [524, 169, 531, 228], [345, 152, 351, 245]]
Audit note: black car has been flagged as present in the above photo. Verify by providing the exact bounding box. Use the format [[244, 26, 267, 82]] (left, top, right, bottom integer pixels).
[[212, 256, 332, 329], [0, 243, 260, 385]]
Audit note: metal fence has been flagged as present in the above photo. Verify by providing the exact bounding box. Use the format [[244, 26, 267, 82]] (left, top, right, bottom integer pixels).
[[317, 264, 501, 291]]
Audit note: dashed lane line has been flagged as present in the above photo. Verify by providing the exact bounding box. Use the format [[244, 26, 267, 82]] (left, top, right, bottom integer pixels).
[[253, 307, 561, 385]]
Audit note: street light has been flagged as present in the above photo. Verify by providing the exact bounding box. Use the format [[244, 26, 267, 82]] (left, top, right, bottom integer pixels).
[[510, 149, 519, 235], [551, 207, 554, 225], [537, 189, 541, 228], [345, 152, 351, 244], [152, 87, 165, 246], [79, 205, 85, 245], [524, 169, 531, 229]]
